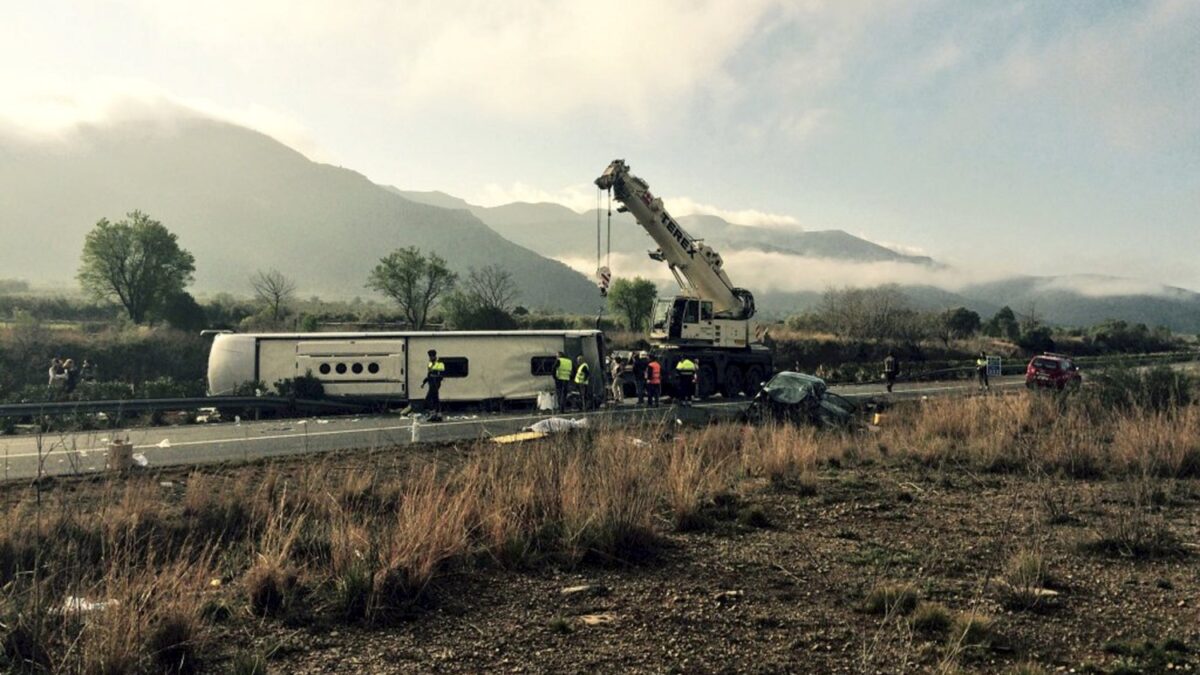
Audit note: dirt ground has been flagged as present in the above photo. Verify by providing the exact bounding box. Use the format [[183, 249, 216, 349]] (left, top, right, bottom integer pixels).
[[209, 459, 1200, 674], [5, 435, 1199, 674]]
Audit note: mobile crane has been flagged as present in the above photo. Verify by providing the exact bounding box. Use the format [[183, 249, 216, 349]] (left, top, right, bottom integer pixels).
[[595, 159, 773, 398]]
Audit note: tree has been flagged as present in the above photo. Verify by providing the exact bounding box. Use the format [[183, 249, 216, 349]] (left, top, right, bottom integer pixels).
[[944, 307, 981, 339], [251, 269, 297, 321], [77, 211, 196, 324], [366, 247, 457, 329], [462, 265, 519, 313], [815, 285, 913, 341], [607, 277, 658, 331], [155, 291, 207, 332], [443, 265, 521, 329], [984, 306, 1020, 341]]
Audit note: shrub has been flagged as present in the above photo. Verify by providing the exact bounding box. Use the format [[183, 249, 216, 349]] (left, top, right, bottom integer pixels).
[[949, 611, 995, 650], [911, 601, 952, 634], [861, 582, 920, 616], [245, 558, 299, 617], [147, 610, 202, 674]]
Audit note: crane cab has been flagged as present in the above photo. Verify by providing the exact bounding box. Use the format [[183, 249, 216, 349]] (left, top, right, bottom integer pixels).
[[651, 296, 751, 348]]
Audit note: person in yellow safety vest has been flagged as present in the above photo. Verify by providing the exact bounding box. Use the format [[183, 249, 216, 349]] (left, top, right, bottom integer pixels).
[[554, 350, 573, 413], [675, 357, 698, 406], [422, 349, 446, 420], [574, 355, 591, 411], [975, 351, 990, 391]]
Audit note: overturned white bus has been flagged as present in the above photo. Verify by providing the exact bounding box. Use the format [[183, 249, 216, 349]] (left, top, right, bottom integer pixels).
[[206, 330, 605, 405]]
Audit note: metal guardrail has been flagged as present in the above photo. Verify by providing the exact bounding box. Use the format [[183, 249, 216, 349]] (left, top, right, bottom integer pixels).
[[0, 396, 371, 419]]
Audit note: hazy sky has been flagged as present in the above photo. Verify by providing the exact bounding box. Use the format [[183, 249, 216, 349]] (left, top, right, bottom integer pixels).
[[2, 0, 1197, 289]]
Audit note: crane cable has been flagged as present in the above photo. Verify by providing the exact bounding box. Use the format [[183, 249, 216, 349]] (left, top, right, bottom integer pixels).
[[596, 188, 601, 275], [606, 188, 612, 269]]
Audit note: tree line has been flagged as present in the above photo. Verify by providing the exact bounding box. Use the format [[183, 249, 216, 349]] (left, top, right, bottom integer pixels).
[[69, 211, 554, 331]]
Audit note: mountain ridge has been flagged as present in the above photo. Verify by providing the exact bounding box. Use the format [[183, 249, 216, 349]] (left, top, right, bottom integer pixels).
[[0, 118, 601, 312]]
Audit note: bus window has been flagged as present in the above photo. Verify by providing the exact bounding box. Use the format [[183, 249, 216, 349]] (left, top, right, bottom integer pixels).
[[530, 356, 557, 376], [440, 357, 469, 378]]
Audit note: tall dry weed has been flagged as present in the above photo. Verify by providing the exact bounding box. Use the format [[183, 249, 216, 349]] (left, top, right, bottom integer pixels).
[[1110, 406, 1200, 477]]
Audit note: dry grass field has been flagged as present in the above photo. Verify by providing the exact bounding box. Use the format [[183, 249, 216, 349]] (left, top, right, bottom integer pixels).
[[2, 392, 1198, 673]]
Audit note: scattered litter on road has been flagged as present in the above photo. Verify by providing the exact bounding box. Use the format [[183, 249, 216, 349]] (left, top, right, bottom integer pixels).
[[296, 420, 308, 425], [159, 481, 175, 488], [714, 590, 744, 605], [316, 419, 330, 425], [630, 438, 650, 447], [524, 417, 589, 434], [209, 578, 222, 588], [132, 453, 149, 467], [234, 415, 241, 425], [560, 584, 608, 597], [577, 613, 616, 626], [61, 596, 119, 613], [157, 439, 171, 448]]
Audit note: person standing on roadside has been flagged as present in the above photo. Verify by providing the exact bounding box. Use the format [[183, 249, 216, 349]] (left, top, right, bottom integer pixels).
[[574, 355, 591, 411], [883, 352, 899, 393], [48, 358, 67, 389], [554, 351, 573, 413], [609, 355, 625, 404], [64, 359, 81, 394], [632, 351, 649, 406], [976, 351, 990, 391], [422, 349, 446, 420], [645, 354, 662, 408], [675, 357, 697, 406]]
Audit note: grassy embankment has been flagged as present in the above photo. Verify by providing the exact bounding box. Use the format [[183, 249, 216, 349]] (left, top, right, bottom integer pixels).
[[1, 368, 1197, 672]]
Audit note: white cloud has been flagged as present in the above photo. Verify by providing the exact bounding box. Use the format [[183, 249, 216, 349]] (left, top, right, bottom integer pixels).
[[473, 182, 801, 228], [123, 0, 787, 124], [777, 108, 830, 143], [662, 197, 801, 228], [992, 0, 1200, 150], [473, 183, 599, 213], [1037, 276, 1174, 298], [0, 79, 330, 161], [556, 250, 1181, 298], [555, 250, 1005, 295]]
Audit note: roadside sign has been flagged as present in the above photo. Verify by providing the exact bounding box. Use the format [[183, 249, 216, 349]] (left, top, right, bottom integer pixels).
[[987, 356, 1002, 377]]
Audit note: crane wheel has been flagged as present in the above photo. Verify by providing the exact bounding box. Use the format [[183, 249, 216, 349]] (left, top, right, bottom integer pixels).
[[743, 366, 765, 396], [698, 365, 717, 399], [722, 366, 744, 398]]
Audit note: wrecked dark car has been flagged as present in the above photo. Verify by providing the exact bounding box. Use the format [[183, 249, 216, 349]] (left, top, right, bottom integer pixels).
[[741, 372, 858, 429]]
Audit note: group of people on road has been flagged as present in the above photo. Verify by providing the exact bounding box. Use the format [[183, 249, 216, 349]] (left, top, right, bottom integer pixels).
[[47, 357, 96, 394], [417, 346, 706, 420], [604, 351, 700, 409], [881, 350, 992, 393]]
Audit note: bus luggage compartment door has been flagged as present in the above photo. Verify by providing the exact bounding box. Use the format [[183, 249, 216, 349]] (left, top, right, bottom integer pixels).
[[294, 340, 406, 397]]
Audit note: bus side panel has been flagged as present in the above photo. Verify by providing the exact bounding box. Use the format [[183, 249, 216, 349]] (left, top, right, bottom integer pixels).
[[258, 340, 297, 390], [407, 335, 564, 402]]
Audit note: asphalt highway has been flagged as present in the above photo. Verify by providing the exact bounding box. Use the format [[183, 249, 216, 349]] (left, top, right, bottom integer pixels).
[[0, 375, 1025, 482]]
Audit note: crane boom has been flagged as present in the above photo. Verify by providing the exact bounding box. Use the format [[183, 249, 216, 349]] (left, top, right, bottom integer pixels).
[[595, 159, 755, 320]]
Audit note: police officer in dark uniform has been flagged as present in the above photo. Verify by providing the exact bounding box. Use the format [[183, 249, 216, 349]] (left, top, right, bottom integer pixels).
[[422, 349, 446, 420]]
